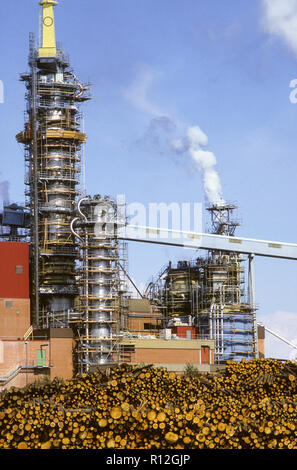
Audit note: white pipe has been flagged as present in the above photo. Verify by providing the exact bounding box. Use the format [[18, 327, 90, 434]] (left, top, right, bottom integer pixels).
[[215, 305, 218, 354], [249, 254, 259, 358], [257, 323, 297, 350], [220, 304, 225, 355], [70, 217, 83, 243], [209, 304, 214, 339], [77, 197, 89, 222], [217, 305, 223, 354]]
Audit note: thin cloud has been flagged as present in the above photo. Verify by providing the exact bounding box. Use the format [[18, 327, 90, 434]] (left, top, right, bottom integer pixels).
[[262, 0, 297, 57], [123, 65, 165, 117]]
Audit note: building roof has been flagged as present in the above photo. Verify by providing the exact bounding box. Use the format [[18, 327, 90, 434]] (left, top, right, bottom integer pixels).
[[128, 298, 151, 313]]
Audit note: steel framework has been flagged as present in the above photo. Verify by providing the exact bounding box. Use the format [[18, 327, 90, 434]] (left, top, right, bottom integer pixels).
[[16, 6, 90, 326], [122, 203, 297, 363], [70, 195, 128, 373]]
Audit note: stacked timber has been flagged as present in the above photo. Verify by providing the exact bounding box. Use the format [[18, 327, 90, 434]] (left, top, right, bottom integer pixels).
[[0, 359, 297, 449]]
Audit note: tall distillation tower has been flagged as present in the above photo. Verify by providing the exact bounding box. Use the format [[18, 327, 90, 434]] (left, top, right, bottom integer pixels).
[[16, 1, 90, 326], [196, 202, 257, 363], [71, 195, 127, 373]]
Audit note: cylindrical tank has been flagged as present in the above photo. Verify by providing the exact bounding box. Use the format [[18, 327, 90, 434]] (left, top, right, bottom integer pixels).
[[73, 196, 120, 371], [18, 60, 89, 325]]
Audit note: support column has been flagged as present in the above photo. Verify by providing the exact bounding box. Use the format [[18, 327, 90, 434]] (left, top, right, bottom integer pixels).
[[248, 254, 258, 358]]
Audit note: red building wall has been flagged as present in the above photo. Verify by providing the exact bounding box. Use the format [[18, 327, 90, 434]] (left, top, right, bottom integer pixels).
[[171, 326, 197, 339], [0, 242, 29, 299]]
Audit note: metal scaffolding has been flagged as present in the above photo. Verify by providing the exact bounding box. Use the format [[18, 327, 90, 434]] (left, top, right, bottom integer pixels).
[[146, 203, 257, 364], [16, 15, 90, 326], [70, 195, 128, 373]]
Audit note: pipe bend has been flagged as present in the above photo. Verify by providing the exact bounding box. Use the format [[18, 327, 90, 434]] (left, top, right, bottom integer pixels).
[[77, 197, 89, 222], [75, 83, 88, 99], [70, 217, 83, 242]]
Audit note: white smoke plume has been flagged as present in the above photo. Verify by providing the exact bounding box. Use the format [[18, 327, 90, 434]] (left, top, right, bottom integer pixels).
[[170, 126, 225, 206], [124, 66, 225, 205], [262, 0, 297, 56]]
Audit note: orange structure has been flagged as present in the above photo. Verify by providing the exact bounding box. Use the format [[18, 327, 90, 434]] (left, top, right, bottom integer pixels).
[[0, 329, 74, 391], [0, 242, 75, 391]]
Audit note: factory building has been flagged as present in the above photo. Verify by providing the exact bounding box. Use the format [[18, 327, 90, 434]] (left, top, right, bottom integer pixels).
[[14, 1, 129, 375], [1, 0, 131, 381], [0, 241, 74, 390], [0, 242, 30, 339], [126, 299, 162, 335], [145, 203, 260, 364], [119, 338, 215, 374], [0, 1, 266, 390], [120, 298, 216, 374]]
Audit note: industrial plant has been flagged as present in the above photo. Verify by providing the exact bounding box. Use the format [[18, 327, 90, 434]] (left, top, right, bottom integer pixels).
[[145, 202, 257, 365], [1, 0, 297, 392]]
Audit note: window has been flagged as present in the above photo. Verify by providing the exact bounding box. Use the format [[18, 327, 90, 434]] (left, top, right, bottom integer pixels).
[[5, 300, 12, 309], [143, 323, 161, 331], [16, 266, 23, 274]]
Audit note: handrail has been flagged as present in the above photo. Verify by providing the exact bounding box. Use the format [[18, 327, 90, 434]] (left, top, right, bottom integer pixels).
[[0, 365, 23, 383]]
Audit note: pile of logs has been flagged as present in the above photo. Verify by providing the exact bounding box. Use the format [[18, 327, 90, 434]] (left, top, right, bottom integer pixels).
[[0, 359, 296, 449]]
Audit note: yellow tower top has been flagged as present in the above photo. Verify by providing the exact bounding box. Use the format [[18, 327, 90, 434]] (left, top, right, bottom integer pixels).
[[38, 0, 58, 58]]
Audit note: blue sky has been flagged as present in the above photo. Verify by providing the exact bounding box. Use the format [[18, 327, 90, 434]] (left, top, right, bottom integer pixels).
[[0, 0, 297, 359]]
